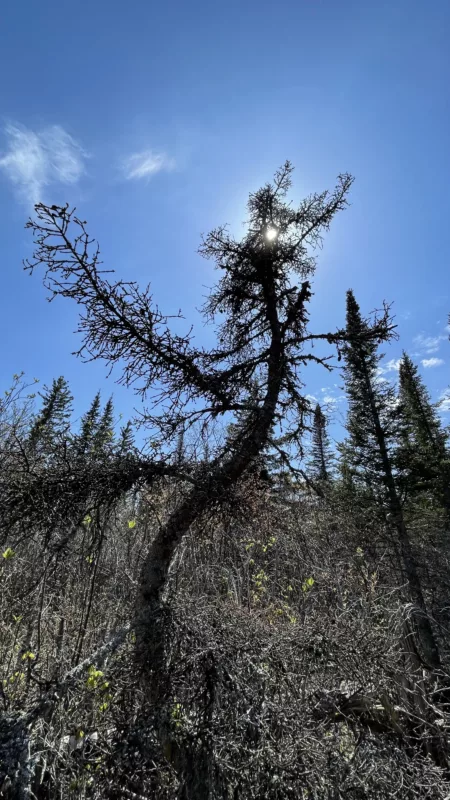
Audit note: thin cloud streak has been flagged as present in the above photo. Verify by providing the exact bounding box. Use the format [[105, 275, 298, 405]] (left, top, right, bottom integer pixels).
[[122, 149, 175, 181], [0, 122, 87, 206]]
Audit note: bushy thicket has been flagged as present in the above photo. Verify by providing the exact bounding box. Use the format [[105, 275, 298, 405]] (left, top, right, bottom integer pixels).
[[1, 376, 450, 798]]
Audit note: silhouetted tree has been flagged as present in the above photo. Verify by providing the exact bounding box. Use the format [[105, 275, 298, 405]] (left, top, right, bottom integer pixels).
[[76, 391, 101, 455], [398, 352, 450, 510], [310, 402, 333, 482], [117, 419, 134, 456], [28, 376, 73, 453], [341, 291, 441, 670], [24, 164, 394, 692]]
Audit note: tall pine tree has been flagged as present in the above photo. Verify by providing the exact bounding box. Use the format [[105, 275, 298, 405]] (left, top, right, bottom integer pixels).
[[28, 376, 73, 452], [310, 403, 333, 482], [93, 396, 115, 453], [76, 391, 101, 455], [340, 292, 400, 492], [341, 290, 441, 669], [117, 420, 134, 456], [75, 394, 116, 457], [398, 352, 449, 509]]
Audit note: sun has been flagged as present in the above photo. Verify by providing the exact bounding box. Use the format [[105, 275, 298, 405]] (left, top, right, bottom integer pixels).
[[265, 226, 278, 242]]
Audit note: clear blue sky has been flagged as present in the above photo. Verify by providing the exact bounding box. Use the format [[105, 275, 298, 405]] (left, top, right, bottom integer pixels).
[[1, 0, 449, 433]]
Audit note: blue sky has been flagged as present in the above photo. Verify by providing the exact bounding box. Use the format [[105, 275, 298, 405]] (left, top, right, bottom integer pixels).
[[1, 0, 450, 436]]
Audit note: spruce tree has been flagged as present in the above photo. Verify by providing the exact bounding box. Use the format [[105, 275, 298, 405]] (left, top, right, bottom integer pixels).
[[117, 421, 134, 455], [93, 397, 115, 453], [76, 391, 101, 454], [398, 352, 449, 508], [310, 403, 333, 482], [341, 291, 400, 490], [341, 290, 441, 669], [28, 376, 73, 451]]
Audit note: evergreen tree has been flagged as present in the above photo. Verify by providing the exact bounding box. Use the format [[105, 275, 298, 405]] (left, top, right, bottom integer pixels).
[[76, 391, 101, 454], [310, 403, 333, 482], [175, 427, 186, 466], [93, 396, 115, 453], [340, 291, 400, 491], [336, 449, 356, 494], [341, 290, 440, 669], [397, 352, 449, 507], [117, 421, 134, 455], [76, 395, 136, 468], [28, 376, 73, 451]]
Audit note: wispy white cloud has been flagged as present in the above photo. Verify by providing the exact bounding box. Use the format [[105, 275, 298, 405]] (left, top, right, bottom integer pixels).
[[0, 122, 87, 206], [413, 332, 447, 355], [377, 358, 401, 375], [421, 357, 444, 369], [322, 394, 345, 406], [122, 149, 175, 181], [317, 390, 345, 407]]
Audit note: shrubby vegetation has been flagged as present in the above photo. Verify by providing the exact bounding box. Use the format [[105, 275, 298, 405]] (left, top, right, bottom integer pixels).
[[1, 164, 450, 798]]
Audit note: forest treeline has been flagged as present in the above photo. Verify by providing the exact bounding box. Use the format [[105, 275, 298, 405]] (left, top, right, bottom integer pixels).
[[1, 164, 450, 798]]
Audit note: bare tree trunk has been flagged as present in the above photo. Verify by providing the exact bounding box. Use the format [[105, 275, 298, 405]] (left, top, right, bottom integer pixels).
[[136, 323, 283, 704]]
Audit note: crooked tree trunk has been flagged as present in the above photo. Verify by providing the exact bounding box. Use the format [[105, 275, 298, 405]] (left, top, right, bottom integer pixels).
[[133, 312, 284, 800], [137, 387, 282, 629], [135, 308, 284, 682]]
